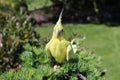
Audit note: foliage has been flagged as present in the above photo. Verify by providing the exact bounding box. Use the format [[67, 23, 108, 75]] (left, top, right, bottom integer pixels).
[[0, 36, 105, 80], [49, 48, 105, 80], [0, 8, 40, 72], [0, 0, 28, 27], [26, 0, 53, 10]]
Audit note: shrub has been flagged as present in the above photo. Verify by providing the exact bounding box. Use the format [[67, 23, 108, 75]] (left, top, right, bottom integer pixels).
[[0, 8, 40, 72], [0, 39, 105, 80]]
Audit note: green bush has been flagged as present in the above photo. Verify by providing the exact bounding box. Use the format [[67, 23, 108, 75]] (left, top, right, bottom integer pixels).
[[0, 8, 40, 72], [0, 40, 105, 80]]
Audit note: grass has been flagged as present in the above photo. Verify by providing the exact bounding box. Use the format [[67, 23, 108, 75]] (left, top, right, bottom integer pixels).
[[35, 24, 120, 80]]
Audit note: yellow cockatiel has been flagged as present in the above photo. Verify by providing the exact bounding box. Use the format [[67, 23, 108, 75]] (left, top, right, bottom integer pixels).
[[45, 10, 70, 63]]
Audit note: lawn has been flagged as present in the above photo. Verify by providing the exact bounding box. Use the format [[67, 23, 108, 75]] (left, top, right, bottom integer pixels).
[[35, 24, 120, 80]]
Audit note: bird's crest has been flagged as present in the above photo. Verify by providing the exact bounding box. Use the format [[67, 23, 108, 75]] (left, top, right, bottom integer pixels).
[[54, 9, 64, 30]]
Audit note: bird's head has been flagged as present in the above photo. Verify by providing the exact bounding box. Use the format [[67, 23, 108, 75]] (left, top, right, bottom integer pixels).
[[53, 9, 64, 38], [54, 29, 64, 38]]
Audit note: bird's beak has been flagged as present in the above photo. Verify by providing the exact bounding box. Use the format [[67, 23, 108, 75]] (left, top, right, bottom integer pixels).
[[55, 30, 60, 37]]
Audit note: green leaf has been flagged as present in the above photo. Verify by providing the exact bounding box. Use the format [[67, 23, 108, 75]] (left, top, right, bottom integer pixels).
[[23, 43, 32, 51], [32, 46, 41, 55], [20, 51, 33, 62]]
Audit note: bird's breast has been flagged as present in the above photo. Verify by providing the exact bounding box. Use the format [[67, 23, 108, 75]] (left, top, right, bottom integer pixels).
[[49, 39, 69, 63]]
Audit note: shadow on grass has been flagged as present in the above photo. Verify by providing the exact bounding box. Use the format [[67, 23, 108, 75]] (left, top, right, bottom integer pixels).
[[104, 22, 120, 27]]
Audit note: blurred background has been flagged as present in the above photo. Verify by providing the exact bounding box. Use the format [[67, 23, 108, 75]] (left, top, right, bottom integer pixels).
[[0, 0, 120, 80], [0, 0, 120, 24]]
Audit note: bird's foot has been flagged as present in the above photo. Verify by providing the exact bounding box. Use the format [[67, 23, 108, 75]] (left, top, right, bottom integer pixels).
[[53, 64, 58, 71]]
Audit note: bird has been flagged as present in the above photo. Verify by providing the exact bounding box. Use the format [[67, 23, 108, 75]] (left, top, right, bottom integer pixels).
[[45, 9, 70, 63]]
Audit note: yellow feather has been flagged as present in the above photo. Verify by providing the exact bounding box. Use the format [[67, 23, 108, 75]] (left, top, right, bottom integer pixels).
[[53, 9, 63, 31], [45, 9, 70, 63]]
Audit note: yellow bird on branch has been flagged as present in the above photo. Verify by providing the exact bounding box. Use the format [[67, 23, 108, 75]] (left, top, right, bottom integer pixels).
[[45, 10, 81, 65], [45, 10, 70, 63]]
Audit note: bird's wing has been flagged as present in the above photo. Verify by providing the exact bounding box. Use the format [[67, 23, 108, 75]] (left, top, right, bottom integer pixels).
[[45, 43, 51, 56], [66, 43, 72, 61], [66, 42, 78, 61]]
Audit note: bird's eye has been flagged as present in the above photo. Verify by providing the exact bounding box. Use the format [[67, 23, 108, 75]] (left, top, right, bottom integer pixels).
[[73, 42, 76, 44], [61, 29, 64, 32]]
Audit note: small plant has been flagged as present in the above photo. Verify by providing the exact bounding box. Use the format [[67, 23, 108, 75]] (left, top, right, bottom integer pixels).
[[0, 7, 40, 72]]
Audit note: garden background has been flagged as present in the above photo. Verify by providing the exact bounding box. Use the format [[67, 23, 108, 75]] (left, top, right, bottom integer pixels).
[[0, 0, 120, 80]]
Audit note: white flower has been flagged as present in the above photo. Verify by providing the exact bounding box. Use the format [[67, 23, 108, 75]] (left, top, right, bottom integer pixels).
[[11, 16, 16, 21], [16, 22, 19, 26]]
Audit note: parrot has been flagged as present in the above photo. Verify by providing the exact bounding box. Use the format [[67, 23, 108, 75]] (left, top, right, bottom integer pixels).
[[45, 10, 85, 64], [45, 10, 70, 63]]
